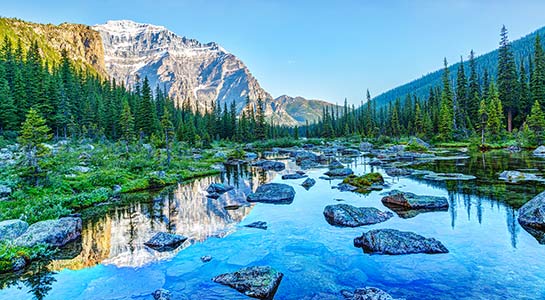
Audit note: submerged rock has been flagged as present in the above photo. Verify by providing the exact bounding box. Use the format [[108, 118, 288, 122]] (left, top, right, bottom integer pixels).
[[247, 183, 296, 204], [252, 160, 286, 171], [212, 266, 283, 299], [207, 183, 234, 194], [341, 148, 360, 156], [324, 168, 354, 178], [341, 287, 401, 300], [499, 170, 541, 183], [333, 183, 358, 192], [421, 172, 476, 181], [328, 160, 345, 169], [384, 168, 412, 177], [15, 217, 82, 248], [152, 288, 171, 300], [301, 178, 316, 189], [144, 232, 188, 252], [354, 229, 448, 255], [282, 173, 307, 180], [518, 191, 545, 244], [323, 204, 393, 227], [201, 255, 213, 263], [0, 219, 28, 241], [245, 221, 268, 230]]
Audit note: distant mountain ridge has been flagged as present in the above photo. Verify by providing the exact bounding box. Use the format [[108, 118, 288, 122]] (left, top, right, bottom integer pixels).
[[372, 25, 545, 107]]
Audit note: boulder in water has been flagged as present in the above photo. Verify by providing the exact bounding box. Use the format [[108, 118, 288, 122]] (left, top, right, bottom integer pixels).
[[244, 221, 268, 230], [144, 232, 188, 252], [206, 183, 234, 194], [324, 168, 354, 178], [252, 160, 286, 171], [212, 266, 283, 299], [518, 191, 545, 244], [152, 289, 171, 300], [354, 229, 448, 255], [281, 173, 307, 180], [381, 190, 448, 209], [341, 287, 401, 300], [499, 170, 541, 183], [301, 178, 316, 189], [247, 183, 295, 204], [323, 204, 393, 227]]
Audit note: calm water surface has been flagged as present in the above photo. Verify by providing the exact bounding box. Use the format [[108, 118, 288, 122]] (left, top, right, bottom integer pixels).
[[1, 151, 545, 300]]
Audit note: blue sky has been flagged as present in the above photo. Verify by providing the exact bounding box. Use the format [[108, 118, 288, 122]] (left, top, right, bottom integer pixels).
[[3, 0, 545, 105]]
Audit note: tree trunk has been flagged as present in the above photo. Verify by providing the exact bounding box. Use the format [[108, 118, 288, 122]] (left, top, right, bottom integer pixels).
[[507, 109, 513, 132]]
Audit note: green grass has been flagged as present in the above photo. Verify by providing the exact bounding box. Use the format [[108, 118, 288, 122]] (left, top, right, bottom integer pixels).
[[0, 242, 49, 273], [342, 173, 384, 193]]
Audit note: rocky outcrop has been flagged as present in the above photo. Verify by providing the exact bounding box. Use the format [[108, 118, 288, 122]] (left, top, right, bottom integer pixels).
[[533, 145, 545, 156], [212, 266, 283, 299], [518, 191, 545, 244], [0, 219, 29, 241], [15, 217, 82, 248], [341, 173, 385, 193], [144, 232, 188, 252], [381, 190, 448, 210], [354, 229, 448, 255], [341, 287, 401, 300], [247, 183, 295, 204], [499, 171, 542, 183], [323, 204, 393, 227]]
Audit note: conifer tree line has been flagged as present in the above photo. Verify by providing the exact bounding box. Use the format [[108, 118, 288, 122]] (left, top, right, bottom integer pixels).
[[306, 26, 545, 145], [0, 37, 294, 145]]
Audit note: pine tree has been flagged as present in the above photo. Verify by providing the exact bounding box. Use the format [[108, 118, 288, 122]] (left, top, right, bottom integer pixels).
[[455, 56, 468, 131], [255, 98, 266, 140], [487, 82, 503, 137], [18, 108, 52, 185], [468, 50, 481, 127], [531, 34, 545, 109], [497, 25, 518, 132], [161, 106, 175, 167], [119, 99, 135, 143]]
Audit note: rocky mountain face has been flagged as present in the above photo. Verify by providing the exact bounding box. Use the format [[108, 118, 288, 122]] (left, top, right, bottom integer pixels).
[[0, 18, 107, 76], [93, 20, 314, 125], [0, 18, 333, 125]]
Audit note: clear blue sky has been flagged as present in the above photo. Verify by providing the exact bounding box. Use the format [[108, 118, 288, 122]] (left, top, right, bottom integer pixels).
[[3, 0, 545, 105]]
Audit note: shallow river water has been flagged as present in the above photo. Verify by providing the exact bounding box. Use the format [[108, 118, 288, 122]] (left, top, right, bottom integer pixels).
[[1, 151, 545, 300]]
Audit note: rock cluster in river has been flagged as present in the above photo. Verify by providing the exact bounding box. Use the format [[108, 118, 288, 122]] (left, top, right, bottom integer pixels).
[[212, 266, 283, 299], [354, 229, 448, 255]]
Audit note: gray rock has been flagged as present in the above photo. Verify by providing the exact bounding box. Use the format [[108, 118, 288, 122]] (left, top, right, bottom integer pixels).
[[245, 152, 258, 160], [409, 137, 430, 149], [341, 287, 401, 300], [301, 178, 316, 189], [112, 185, 122, 194], [421, 172, 476, 181], [282, 173, 307, 180], [328, 160, 345, 169], [354, 229, 448, 255], [214, 151, 227, 159], [72, 166, 91, 173], [381, 190, 448, 209], [15, 217, 82, 248], [144, 232, 188, 252], [389, 145, 406, 153], [323, 204, 393, 227], [207, 192, 221, 199], [143, 144, 153, 152], [151, 171, 166, 178], [152, 288, 171, 300], [341, 148, 360, 156], [244, 221, 268, 230], [247, 183, 295, 204], [11, 256, 27, 272], [368, 159, 383, 166], [252, 160, 286, 171], [518, 191, 545, 244], [0, 185, 12, 199], [212, 266, 283, 299], [206, 183, 234, 194], [384, 168, 412, 177], [299, 159, 320, 170], [324, 168, 354, 178], [0, 219, 29, 241], [359, 142, 374, 151], [533, 145, 545, 156]]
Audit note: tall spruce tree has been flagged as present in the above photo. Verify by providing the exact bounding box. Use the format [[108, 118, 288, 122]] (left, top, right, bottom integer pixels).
[[497, 25, 518, 132]]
